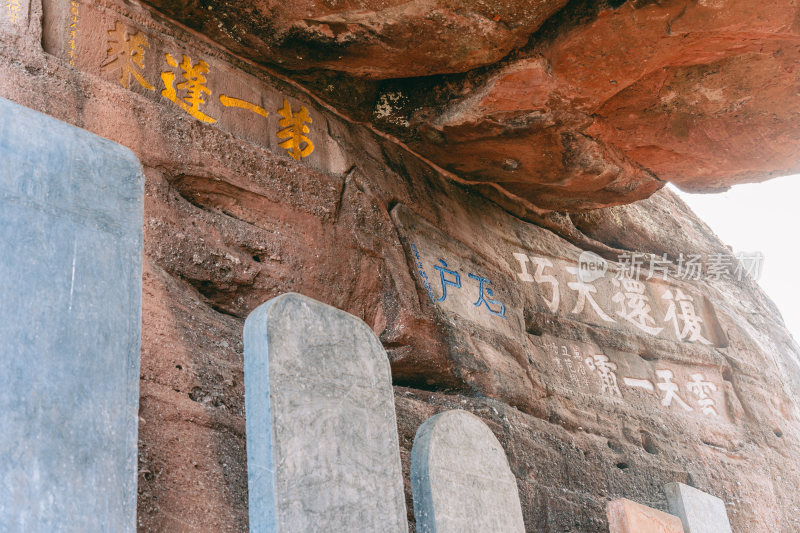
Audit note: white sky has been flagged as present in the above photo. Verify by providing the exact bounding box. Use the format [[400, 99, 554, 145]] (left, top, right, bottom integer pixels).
[[670, 177, 800, 343]]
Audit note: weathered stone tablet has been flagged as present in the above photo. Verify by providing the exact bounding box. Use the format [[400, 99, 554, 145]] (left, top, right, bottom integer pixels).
[[410, 409, 525, 533], [244, 293, 407, 533], [607, 498, 684, 533], [664, 483, 732, 533], [0, 97, 143, 531]]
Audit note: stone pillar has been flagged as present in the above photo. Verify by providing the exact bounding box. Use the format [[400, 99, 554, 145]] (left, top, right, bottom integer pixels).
[[607, 498, 684, 533], [410, 409, 525, 533], [0, 97, 143, 531], [664, 483, 733, 533], [243, 292, 408, 533]]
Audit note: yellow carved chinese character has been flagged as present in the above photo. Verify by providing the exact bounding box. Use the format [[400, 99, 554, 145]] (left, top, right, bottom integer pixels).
[[160, 53, 216, 124], [6, 0, 21, 24], [68, 1, 79, 65], [219, 94, 268, 118], [101, 22, 154, 91], [277, 99, 314, 160]]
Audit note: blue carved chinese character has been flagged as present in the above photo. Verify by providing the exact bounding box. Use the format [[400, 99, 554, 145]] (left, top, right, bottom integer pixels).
[[433, 259, 461, 302], [468, 273, 506, 319]]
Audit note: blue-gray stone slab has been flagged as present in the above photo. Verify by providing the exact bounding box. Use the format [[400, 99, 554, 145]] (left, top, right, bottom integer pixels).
[[244, 293, 408, 533], [665, 482, 732, 533], [0, 97, 143, 532], [411, 409, 525, 533]]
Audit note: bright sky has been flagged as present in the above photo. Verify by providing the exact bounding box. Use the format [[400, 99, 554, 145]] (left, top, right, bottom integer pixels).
[[670, 177, 800, 344]]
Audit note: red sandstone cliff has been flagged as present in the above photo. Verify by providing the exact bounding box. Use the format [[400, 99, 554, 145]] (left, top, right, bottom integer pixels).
[[2, 0, 800, 530]]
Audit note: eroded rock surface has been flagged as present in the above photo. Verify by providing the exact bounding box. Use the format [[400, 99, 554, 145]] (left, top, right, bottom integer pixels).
[[3, 0, 800, 531], [135, 0, 800, 212], [137, 0, 568, 79]]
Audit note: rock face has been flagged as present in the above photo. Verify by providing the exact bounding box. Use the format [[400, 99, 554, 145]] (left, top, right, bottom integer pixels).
[[140, 0, 800, 212], [3, 0, 800, 531], [394, 0, 800, 211], [137, 0, 568, 79]]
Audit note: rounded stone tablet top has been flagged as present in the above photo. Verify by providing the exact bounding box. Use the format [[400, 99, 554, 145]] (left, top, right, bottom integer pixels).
[[246, 292, 393, 389], [413, 410, 514, 478], [411, 409, 525, 533]]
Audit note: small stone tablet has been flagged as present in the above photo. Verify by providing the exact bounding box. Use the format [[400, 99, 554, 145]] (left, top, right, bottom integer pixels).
[[665, 483, 732, 533], [244, 293, 407, 533], [410, 409, 525, 533], [0, 97, 143, 531], [607, 498, 684, 533]]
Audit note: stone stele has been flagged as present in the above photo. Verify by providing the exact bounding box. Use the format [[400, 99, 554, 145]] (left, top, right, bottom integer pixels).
[[410, 409, 525, 533], [665, 483, 733, 533], [243, 292, 408, 533], [607, 498, 684, 533], [0, 97, 143, 531]]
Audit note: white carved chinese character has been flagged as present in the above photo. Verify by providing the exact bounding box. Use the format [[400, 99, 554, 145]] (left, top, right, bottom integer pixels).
[[514, 253, 560, 313], [566, 266, 614, 322], [656, 369, 693, 411], [564, 357, 576, 378], [532, 256, 560, 313], [686, 373, 718, 416], [543, 340, 558, 355], [573, 348, 589, 386], [623, 377, 655, 392], [662, 289, 711, 344], [611, 278, 663, 335], [550, 344, 565, 372], [585, 354, 622, 397], [513, 252, 534, 282]]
